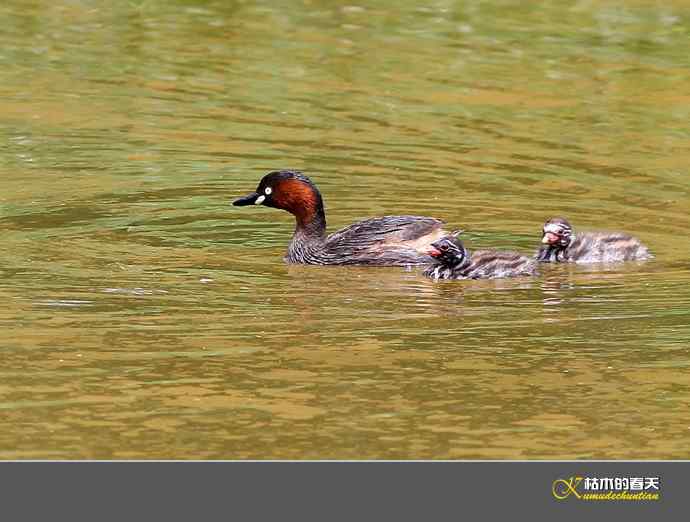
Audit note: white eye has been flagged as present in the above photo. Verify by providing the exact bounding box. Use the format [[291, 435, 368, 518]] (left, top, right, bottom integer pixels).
[[264, 187, 272, 195]]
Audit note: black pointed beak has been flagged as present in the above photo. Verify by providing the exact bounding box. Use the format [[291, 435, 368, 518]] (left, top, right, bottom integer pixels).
[[233, 192, 260, 206]]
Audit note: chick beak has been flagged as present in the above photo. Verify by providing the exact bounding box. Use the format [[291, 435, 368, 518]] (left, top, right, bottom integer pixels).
[[542, 232, 560, 245], [427, 247, 442, 257]]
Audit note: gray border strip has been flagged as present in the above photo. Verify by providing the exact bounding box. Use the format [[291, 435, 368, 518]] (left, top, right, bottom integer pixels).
[[0, 461, 683, 521]]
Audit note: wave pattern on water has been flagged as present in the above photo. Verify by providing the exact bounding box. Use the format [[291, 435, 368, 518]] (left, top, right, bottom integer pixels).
[[1, 0, 690, 459]]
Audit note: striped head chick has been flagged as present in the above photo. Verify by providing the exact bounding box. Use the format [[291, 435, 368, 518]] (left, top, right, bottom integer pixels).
[[423, 232, 470, 279], [536, 216, 652, 263], [537, 217, 573, 262]]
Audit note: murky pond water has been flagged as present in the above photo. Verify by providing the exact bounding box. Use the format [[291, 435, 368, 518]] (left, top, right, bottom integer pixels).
[[1, 0, 690, 459]]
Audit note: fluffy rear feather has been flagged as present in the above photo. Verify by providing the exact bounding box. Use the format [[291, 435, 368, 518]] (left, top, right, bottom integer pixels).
[[288, 216, 446, 266]]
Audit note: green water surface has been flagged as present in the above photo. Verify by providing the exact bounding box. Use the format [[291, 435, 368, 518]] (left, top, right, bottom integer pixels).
[[1, 0, 690, 459]]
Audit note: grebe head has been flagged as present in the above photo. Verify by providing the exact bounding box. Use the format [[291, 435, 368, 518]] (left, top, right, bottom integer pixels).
[[233, 170, 325, 230], [541, 217, 573, 248], [427, 231, 468, 267]]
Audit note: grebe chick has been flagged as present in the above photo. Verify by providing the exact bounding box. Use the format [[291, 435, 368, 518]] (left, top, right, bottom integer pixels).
[[424, 233, 538, 280], [537, 217, 652, 263]]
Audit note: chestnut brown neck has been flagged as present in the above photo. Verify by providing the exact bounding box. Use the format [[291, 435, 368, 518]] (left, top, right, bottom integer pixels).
[[273, 179, 327, 238]]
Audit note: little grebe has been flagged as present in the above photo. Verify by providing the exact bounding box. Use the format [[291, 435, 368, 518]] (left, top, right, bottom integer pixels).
[[536, 217, 652, 263], [424, 233, 538, 280], [233, 170, 448, 266]]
